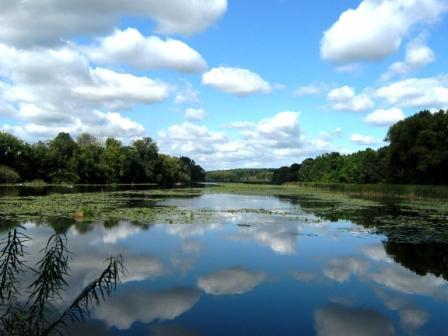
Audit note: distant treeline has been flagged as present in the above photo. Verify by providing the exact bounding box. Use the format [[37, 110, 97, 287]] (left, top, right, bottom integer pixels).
[[0, 132, 205, 186], [206, 169, 275, 183], [205, 110, 448, 185], [272, 110, 448, 185]]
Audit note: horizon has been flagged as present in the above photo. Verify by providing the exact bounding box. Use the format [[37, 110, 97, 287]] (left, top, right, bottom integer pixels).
[[1, 0, 448, 170]]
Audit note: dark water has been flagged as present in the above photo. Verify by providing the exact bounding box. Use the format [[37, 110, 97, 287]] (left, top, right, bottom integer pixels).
[[2, 192, 448, 335], [0, 184, 161, 197]]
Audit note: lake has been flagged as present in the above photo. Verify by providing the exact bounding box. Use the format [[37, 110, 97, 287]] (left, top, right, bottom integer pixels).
[[1, 184, 448, 335]]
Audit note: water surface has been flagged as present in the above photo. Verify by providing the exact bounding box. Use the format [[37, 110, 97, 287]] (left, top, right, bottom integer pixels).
[[2, 191, 448, 335]]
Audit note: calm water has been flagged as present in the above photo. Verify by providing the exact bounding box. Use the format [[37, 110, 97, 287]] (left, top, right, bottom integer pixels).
[[3, 192, 448, 335]]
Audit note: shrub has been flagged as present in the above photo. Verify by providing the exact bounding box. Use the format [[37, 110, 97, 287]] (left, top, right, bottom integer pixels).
[[0, 165, 20, 183]]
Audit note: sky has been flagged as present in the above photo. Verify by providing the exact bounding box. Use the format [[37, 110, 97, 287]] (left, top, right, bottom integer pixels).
[[1, 0, 448, 170]]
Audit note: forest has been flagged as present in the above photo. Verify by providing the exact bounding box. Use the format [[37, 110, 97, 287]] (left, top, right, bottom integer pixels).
[[205, 169, 274, 183], [209, 110, 448, 185], [0, 132, 205, 186]]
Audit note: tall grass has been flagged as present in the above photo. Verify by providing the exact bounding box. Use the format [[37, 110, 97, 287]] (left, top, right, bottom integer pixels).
[[285, 182, 448, 200]]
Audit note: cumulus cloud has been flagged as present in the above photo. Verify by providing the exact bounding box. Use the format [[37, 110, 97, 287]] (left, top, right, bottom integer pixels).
[[197, 267, 266, 295], [73, 67, 169, 109], [84, 28, 207, 72], [321, 0, 446, 64], [376, 76, 448, 109], [350, 134, 381, 146], [0, 44, 167, 139], [327, 86, 374, 112], [175, 82, 201, 105], [315, 304, 395, 336], [159, 111, 337, 169], [185, 108, 206, 121], [381, 35, 435, 81], [363, 108, 405, 127], [3, 112, 145, 140], [93, 287, 201, 330], [202, 67, 272, 96], [0, 0, 228, 47]]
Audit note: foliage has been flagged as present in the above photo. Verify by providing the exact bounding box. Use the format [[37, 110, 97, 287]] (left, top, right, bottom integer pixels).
[[0, 226, 124, 336], [386, 110, 448, 184], [0, 165, 20, 184], [206, 169, 274, 182], [271, 110, 448, 185], [0, 132, 205, 186]]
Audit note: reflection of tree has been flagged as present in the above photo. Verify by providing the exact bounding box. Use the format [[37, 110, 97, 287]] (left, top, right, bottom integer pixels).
[[384, 242, 448, 281], [0, 226, 124, 336]]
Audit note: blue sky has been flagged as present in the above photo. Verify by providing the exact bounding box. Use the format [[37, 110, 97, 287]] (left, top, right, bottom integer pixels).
[[1, 0, 448, 169]]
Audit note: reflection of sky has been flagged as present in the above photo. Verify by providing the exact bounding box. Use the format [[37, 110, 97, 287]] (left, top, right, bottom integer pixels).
[[8, 193, 448, 335]]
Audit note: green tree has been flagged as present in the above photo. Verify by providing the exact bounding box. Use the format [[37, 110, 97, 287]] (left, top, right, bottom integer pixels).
[[47, 133, 79, 183], [132, 137, 159, 182]]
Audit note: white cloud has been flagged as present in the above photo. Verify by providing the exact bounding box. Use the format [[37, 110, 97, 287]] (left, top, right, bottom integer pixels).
[[364, 108, 405, 127], [175, 82, 200, 105], [185, 108, 206, 121], [381, 36, 435, 81], [197, 267, 266, 295], [321, 0, 446, 63], [202, 67, 272, 96], [0, 0, 228, 47], [222, 121, 256, 129], [350, 134, 381, 146], [376, 76, 448, 109], [84, 28, 207, 72], [159, 122, 227, 156], [73, 67, 169, 109], [159, 111, 337, 169], [93, 287, 201, 330], [0, 43, 168, 139], [293, 84, 323, 97], [3, 111, 145, 140], [328, 86, 374, 112]]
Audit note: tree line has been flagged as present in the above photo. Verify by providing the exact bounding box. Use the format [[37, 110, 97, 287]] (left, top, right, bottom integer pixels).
[[0, 132, 205, 186], [205, 169, 274, 183], [272, 110, 448, 185]]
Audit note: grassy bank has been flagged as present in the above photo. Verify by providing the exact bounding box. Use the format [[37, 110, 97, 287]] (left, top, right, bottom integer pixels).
[[282, 182, 448, 200]]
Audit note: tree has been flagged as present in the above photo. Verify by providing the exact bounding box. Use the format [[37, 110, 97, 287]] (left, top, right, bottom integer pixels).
[[132, 137, 159, 183], [100, 138, 125, 183], [47, 133, 79, 183], [387, 110, 448, 184], [76, 134, 108, 183], [180, 157, 206, 182]]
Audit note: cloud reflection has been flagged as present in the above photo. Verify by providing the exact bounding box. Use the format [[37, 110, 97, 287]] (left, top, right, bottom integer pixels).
[[93, 287, 201, 330], [198, 267, 266, 295], [315, 304, 395, 336]]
